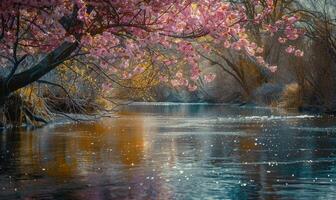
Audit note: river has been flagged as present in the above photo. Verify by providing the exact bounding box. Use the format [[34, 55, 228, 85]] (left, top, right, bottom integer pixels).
[[0, 103, 336, 199]]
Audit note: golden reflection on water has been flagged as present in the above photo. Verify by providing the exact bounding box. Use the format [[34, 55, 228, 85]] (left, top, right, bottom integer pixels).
[[111, 112, 146, 166], [14, 111, 148, 180]]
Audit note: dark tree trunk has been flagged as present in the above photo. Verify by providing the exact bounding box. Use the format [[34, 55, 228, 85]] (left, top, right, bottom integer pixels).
[[0, 41, 78, 100]]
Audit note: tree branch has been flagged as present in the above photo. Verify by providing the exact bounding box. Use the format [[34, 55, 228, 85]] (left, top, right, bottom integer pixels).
[[5, 41, 78, 95]]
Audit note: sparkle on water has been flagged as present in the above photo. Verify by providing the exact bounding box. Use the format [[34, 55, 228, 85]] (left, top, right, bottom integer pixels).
[[0, 103, 336, 199]]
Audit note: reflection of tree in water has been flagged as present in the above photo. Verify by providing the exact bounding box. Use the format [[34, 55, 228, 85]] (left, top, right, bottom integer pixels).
[[111, 112, 145, 166], [236, 125, 281, 200], [0, 130, 21, 172], [0, 112, 174, 199]]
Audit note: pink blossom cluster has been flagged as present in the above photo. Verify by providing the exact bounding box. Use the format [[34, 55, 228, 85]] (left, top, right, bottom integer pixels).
[[285, 45, 304, 57]]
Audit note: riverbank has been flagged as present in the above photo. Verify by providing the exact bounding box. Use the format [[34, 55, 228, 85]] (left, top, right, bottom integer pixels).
[[2, 100, 334, 130]]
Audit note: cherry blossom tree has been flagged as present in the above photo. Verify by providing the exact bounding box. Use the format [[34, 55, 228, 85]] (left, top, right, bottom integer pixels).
[[0, 0, 302, 103]]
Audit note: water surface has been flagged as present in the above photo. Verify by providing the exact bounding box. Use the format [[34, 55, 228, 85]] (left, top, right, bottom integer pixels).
[[1, 103, 336, 199]]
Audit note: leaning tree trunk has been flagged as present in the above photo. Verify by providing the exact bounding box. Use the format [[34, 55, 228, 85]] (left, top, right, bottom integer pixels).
[[0, 42, 78, 126], [0, 41, 78, 99]]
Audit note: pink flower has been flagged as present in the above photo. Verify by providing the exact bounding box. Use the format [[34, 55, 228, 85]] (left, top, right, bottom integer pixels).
[[178, 42, 194, 56], [278, 37, 287, 44], [190, 66, 201, 80], [180, 79, 189, 86], [232, 42, 241, 51], [224, 40, 231, 48], [287, 33, 299, 40], [171, 79, 179, 87], [285, 45, 295, 54], [287, 16, 299, 24], [245, 46, 255, 56], [191, 74, 200, 81], [294, 49, 304, 57], [204, 73, 216, 83], [77, 7, 86, 21], [122, 72, 131, 79], [266, 25, 278, 33], [164, 60, 172, 66], [188, 84, 198, 92], [250, 42, 257, 49]]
